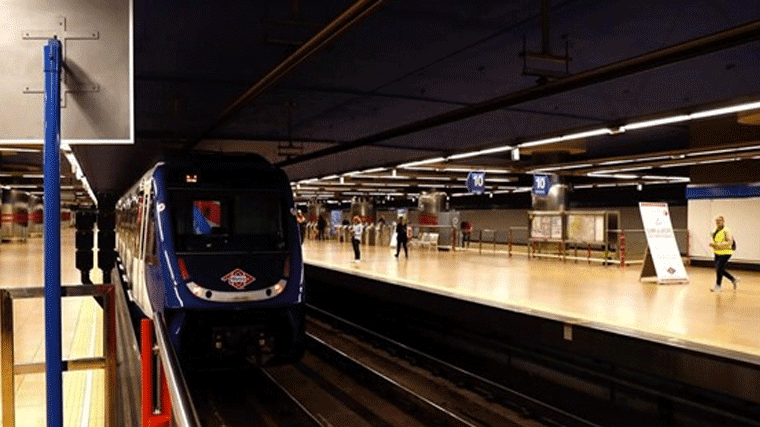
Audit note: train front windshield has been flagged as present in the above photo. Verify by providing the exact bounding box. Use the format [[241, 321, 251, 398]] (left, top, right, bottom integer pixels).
[[170, 189, 288, 253]]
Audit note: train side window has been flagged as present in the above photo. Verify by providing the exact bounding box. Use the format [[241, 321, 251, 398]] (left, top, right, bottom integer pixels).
[[146, 195, 157, 265]]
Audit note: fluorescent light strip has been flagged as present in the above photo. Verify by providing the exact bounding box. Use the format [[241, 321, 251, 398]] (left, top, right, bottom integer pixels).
[[398, 157, 445, 168], [660, 161, 697, 168], [690, 100, 760, 119], [474, 145, 513, 156], [440, 167, 472, 173], [0, 147, 40, 153], [447, 151, 483, 160], [638, 155, 672, 162], [622, 115, 690, 130], [641, 175, 690, 182], [598, 159, 632, 166], [357, 174, 409, 179], [697, 158, 738, 165], [687, 145, 760, 157], [320, 174, 339, 180], [362, 167, 387, 173], [613, 165, 653, 172], [587, 173, 639, 179], [417, 176, 453, 181], [574, 184, 594, 189]]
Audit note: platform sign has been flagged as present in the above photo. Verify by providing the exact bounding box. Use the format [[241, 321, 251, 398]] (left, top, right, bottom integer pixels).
[[533, 174, 551, 196], [639, 202, 689, 284], [1, 0, 133, 144], [466, 171, 485, 194]]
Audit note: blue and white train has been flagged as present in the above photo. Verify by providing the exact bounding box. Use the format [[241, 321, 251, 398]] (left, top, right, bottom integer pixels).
[[116, 153, 305, 366]]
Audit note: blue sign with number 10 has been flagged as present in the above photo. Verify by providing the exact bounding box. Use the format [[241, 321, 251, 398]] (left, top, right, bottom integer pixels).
[[533, 174, 551, 196], [466, 171, 485, 194]]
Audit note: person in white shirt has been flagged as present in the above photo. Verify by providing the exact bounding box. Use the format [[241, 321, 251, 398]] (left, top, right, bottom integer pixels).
[[350, 216, 364, 262]]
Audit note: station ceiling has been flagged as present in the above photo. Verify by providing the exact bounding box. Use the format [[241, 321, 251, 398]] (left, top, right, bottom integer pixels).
[[3, 0, 760, 204]]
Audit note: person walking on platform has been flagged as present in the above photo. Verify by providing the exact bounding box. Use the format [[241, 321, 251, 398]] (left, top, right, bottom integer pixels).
[[395, 216, 409, 258], [296, 210, 306, 244], [709, 215, 739, 292], [350, 216, 364, 262], [461, 220, 473, 248], [317, 214, 327, 241]]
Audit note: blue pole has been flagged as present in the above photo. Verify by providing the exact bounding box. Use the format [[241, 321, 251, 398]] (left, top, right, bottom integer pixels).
[[43, 37, 62, 427]]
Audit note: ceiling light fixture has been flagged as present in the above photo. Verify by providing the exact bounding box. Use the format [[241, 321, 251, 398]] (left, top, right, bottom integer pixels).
[[0, 147, 40, 153], [622, 115, 691, 130], [362, 167, 387, 173], [398, 157, 446, 168]]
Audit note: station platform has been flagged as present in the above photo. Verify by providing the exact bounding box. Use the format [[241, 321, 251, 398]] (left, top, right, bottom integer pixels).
[[0, 232, 105, 427], [302, 239, 760, 364]]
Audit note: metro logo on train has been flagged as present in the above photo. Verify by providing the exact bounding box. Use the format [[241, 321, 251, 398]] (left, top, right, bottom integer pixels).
[[221, 268, 256, 290]]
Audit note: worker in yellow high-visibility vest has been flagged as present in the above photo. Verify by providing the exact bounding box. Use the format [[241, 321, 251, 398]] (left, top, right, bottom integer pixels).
[[708, 215, 739, 292]]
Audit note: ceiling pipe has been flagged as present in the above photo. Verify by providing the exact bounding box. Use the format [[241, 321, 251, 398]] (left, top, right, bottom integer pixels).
[[541, 0, 550, 54], [278, 19, 760, 168], [185, 0, 391, 150]]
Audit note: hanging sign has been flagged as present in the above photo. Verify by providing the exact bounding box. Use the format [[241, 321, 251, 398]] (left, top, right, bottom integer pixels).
[[466, 171, 485, 194], [533, 174, 551, 196], [638, 202, 689, 284]]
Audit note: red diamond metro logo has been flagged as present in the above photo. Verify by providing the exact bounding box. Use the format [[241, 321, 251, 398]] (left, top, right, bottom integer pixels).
[[221, 268, 255, 290]]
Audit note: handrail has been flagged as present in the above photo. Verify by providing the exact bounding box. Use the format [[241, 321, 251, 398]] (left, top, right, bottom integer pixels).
[[153, 311, 203, 427], [1, 284, 116, 427]]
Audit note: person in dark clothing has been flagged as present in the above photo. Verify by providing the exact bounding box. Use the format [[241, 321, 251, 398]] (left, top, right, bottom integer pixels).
[[317, 214, 327, 240], [395, 217, 408, 258]]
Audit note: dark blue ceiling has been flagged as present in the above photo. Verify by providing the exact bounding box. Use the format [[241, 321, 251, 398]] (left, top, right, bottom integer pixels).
[[70, 0, 760, 195]]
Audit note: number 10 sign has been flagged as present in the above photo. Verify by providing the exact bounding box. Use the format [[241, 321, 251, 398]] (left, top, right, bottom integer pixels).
[[533, 174, 551, 196], [466, 171, 485, 194]]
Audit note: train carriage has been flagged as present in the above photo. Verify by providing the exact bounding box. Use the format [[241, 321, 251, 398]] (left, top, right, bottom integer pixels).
[[116, 153, 305, 367]]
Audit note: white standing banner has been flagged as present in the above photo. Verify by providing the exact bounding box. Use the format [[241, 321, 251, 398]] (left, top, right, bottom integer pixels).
[[639, 202, 689, 284]]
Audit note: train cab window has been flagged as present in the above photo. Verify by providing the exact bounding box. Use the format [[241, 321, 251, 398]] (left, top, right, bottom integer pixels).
[[170, 190, 287, 253], [192, 200, 221, 235]]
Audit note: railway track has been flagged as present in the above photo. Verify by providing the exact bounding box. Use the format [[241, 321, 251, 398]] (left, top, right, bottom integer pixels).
[[184, 311, 568, 427]]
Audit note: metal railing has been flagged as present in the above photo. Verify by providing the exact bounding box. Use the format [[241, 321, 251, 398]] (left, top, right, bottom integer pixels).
[[464, 227, 690, 267], [1, 284, 116, 427], [153, 311, 202, 427]]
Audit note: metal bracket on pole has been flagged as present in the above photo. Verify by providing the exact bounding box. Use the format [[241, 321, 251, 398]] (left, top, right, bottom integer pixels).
[[44, 37, 63, 427]]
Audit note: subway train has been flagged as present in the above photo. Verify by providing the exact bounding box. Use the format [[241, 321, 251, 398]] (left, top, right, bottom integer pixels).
[[115, 153, 305, 367]]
